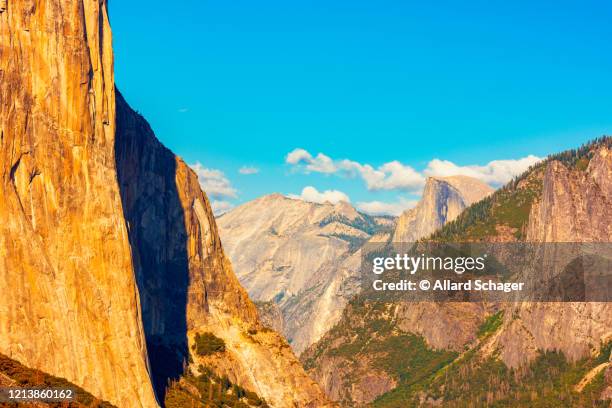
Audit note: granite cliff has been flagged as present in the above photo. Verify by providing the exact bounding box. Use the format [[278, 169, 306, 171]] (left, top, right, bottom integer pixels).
[[393, 175, 493, 243], [116, 94, 329, 407], [302, 138, 612, 407], [299, 176, 494, 405], [1, 1, 329, 407], [218, 195, 394, 354], [217, 177, 491, 356], [0, 1, 157, 406], [486, 143, 612, 387]]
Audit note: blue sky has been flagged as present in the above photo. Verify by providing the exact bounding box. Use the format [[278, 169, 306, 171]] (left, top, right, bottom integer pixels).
[[109, 0, 612, 215]]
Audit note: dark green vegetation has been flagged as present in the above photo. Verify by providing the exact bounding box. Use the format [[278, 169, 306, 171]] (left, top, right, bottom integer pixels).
[[430, 136, 611, 242], [193, 332, 226, 356], [302, 300, 457, 406], [477, 311, 504, 339], [319, 212, 395, 236], [369, 334, 457, 388], [165, 365, 269, 408], [376, 341, 612, 408], [0, 353, 116, 407], [325, 233, 370, 252], [304, 137, 612, 407], [318, 212, 395, 253]]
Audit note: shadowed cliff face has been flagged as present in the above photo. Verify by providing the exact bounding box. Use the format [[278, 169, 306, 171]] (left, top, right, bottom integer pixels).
[[114, 88, 259, 329], [114, 93, 331, 407], [115, 91, 190, 401]]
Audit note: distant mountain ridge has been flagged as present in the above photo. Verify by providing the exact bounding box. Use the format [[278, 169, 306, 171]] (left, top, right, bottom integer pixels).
[[218, 194, 394, 354], [393, 175, 494, 243], [301, 137, 612, 407], [218, 176, 493, 355]]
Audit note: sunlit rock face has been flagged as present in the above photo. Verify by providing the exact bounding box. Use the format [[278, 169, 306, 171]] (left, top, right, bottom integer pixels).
[[303, 143, 612, 406], [0, 1, 157, 406], [393, 175, 494, 243], [0, 2, 330, 407], [218, 178, 491, 356], [218, 195, 395, 354], [492, 146, 612, 369]]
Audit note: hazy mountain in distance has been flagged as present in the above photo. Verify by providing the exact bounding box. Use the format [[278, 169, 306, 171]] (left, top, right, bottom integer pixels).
[[217, 195, 395, 354], [217, 177, 492, 356], [393, 175, 494, 242]]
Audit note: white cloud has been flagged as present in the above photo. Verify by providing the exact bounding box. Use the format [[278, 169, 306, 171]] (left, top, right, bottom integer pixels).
[[286, 148, 313, 164], [288, 186, 350, 205], [285, 148, 337, 174], [285, 148, 425, 191], [239, 166, 260, 175], [285, 147, 541, 191], [190, 162, 237, 199], [178, 108, 189, 113], [306, 153, 337, 173], [339, 159, 425, 192], [210, 200, 234, 216], [356, 198, 419, 216], [424, 155, 542, 186]]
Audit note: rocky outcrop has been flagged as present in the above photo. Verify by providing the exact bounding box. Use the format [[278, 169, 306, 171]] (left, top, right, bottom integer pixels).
[[1, 2, 329, 407], [218, 195, 394, 354], [393, 176, 493, 242], [0, 2, 157, 406], [387, 157, 611, 364], [394, 302, 490, 351], [490, 147, 612, 368], [255, 301, 285, 334], [300, 177, 496, 406], [116, 94, 330, 407], [302, 300, 490, 406], [304, 141, 612, 406], [312, 355, 396, 405], [369, 175, 494, 352], [527, 147, 612, 243]]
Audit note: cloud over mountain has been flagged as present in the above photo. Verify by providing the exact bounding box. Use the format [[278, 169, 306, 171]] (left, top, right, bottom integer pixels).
[[424, 155, 542, 186], [286, 148, 425, 192], [190, 162, 238, 215], [356, 198, 418, 216], [288, 186, 350, 204], [285, 148, 542, 190]]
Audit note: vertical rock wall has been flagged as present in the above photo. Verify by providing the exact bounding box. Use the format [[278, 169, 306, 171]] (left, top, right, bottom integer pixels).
[[115, 92, 330, 408], [0, 1, 158, 407], [492, 147, 612, 368], [0, 2, 331, 407], [392, 175, 493, 242]]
